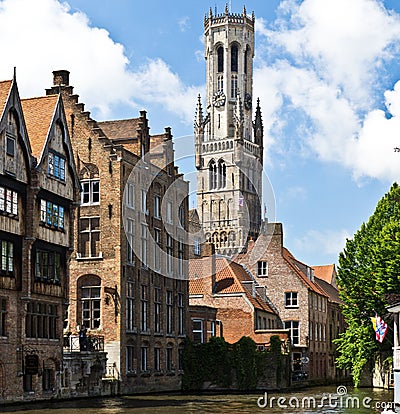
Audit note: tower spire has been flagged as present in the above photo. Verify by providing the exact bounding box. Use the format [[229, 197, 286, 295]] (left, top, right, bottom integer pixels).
[[195, 94, 204, 128]]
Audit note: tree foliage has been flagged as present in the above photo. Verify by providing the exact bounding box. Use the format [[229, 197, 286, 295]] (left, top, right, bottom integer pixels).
[[335, 183, 400, 385]]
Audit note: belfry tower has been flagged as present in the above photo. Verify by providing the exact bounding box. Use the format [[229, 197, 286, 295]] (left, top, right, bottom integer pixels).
[[195, 5, 264, 256]]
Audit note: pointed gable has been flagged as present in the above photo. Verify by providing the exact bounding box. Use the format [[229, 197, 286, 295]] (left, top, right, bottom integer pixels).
[[0, 80, 12, 119], [21, 95, 58, 160]]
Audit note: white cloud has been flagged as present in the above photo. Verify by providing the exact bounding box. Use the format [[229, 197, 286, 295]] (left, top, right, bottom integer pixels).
[[293, 228, 351, 259], [255, 0, 400, 182], [178, 16, 190, 32], [0, 0, 200, 124]]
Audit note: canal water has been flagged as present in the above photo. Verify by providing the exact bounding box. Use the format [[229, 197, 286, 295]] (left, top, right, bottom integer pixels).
[[0, 386, 396, 413]]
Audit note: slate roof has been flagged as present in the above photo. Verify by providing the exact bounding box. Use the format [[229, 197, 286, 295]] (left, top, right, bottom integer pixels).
[[21, 95, 59, 159], [314, 277, 341, 304]]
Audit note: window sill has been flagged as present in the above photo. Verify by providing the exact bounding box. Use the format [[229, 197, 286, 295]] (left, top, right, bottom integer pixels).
[[285, 306, 299, 309], [34, 278, 61, 286], [76, 254, 103, 261], [39, 222, 65, 232], [0, 210, 18, 220], [80, 202, 100, 207], [126, 328, 138, 334]]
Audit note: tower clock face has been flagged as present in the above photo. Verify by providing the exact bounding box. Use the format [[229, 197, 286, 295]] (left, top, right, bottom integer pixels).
[[213, 90, 226, 107], [244, 93, 252, 110]]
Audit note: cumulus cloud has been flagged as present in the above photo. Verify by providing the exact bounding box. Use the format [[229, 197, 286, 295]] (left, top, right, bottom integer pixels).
[[0, 0, 200, 123], [178, 16, 190, 32], [254, 0, 400, 182], [293, 228, 351, 259]]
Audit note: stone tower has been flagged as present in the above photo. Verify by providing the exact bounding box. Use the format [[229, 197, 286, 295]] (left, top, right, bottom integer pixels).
[[195, 5, 264, 256]]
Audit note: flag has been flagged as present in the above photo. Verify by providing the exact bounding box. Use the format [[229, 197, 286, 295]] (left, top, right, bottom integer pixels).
[[371, 314, 388, 343]]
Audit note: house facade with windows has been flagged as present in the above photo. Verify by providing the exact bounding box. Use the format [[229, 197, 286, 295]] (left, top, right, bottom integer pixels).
[[0, 74, 80, 402], [45, 70, 189, 394], [238, 223, 330, 381]]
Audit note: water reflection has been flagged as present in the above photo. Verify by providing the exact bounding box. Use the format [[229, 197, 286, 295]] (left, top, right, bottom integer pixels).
[[0, 386, 395, 414]]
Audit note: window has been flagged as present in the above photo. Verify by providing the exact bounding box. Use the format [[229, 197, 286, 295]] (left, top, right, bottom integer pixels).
[[231, 44, 238, 72], [79, 217, 100, 258], [166, 347, 173, 372], [309, 322, 313, 341], [26, 302, 58, 339], [141, 189, 147, 214], [1, 240, 13, 276], [126, 281, 135, 332], [284, 321, 300, 346], [126, 183, 135, 209], [178, 205, 185, 228], [48, 152, 66, 181], [285, 292, 298, 308], [218, 160, 226, 188], [178, 239, 184, 277], [42, 368, 54, 392], [257, 261, 268, 277], [154, 228, 161, 271], [166, 201, 173, 224], [126, 219, 135, 265], [81, 180, 100, 205], [126, 346, 136, 374], [0, 299, 7, 336], [209, 160, 217, 190], [141, 285, 148, 332], [217, 46, 224, 73], [194, 237, 201, 256], [81, 286, 101, 329], [166, 290, 173, 335], [192, 319, 203, 343], [35, 250, 61, 283], [0, 187, 18, 216], [40, 200, 64, 229], [154, 195, 161, 219], [166, 235, 173, 275], [178, 293, 184, 335], [6, 134, 15, 157], [141, 224, 148, 267], [140, 346, 148, 372], [217, 75, 223, 92], [154, 347, 161, 372], [154, 287, 161, 334], [231, 75, 238, 99]]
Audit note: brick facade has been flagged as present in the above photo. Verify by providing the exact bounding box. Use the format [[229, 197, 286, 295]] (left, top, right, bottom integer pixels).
[[45, 70, 190, 394]]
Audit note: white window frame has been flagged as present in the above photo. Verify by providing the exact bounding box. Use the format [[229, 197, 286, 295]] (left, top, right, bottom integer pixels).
[[81, 179, 100, 206], [154, 195, 161, 219], [285, 291, 298, 308], [141, 189, 147, 214], [126, 183, 135, 209], [257, 261, 268, 277], [192, 319, 204, 343], [284, 320, 300, 346], [126, 218, 135, 265], [126, 281, 135, 332]]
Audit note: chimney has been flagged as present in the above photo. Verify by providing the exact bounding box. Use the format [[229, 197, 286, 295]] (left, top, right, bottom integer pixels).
[[53, 70, 70, 86], [202, 242, 216, 294]]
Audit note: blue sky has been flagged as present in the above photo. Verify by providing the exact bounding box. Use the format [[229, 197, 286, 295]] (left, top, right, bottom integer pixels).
[[1, 0, 400, 266]]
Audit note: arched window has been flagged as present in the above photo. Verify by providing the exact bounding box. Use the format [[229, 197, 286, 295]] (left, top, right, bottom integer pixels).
[[231, 44, 238, 73], [217, 46, 224, 73], [244, 47, 248, 74], [218, 159, 226, 188], [77, 274, 101, 330], [209, 160, 217, 190], [231, 75, 238, 99]]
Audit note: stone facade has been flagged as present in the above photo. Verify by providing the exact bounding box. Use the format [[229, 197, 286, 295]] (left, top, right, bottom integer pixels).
[[45, 70, 190, 394], [195, 6, 263, 255], [0, 75, 80, 402]]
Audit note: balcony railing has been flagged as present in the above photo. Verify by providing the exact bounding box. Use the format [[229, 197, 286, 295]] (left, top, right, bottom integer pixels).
[[63, 335, 104, 352]]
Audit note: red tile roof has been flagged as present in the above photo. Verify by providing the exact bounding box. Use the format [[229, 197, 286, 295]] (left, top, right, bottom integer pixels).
[[313, 264, 336, 284], [189, 256, 275, 314], [98, 118, 141, 140], [21, 95, 59, 159], [0, 80, 12, 118]]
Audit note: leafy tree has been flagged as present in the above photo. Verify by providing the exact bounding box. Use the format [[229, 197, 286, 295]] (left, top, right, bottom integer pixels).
[[335, 183, 400, 385]]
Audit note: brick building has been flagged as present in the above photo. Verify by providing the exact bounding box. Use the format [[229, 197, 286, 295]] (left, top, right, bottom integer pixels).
[[189, 253, 287, 346], [45, 70, 189, 394], [238, 223, 332, 381], [0, 73, 80, 402]]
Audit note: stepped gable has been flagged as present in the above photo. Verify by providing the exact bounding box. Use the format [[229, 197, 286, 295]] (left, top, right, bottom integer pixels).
[[21, 95, 59, 159], [0, 80, 12, 117], [98, 118, 141, 154]]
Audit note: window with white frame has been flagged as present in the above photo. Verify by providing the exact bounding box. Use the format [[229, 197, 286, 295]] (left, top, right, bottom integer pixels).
[[257, 261, 268, 277], [192, 319, 203, 343], [285, 292, 298, 308], [0, 187, 18, 216], [284, 320, 300, 346], [154, 195, 161, 219], [40, 200, 64, 229], [178, 205, 185, 228], [194, 237, 201, 256], [81, 286, 101, 329], [126, 219, 134, 265], [81, 180, 100, 205], [141, 189, 147, 214], [126, 281, 135, 332], [126, 183, 135, 209]]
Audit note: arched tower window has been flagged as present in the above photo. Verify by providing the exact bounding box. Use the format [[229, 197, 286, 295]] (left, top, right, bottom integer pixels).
[[209, 160, 217, 190], [218, 159, 226, 188], [231, 44, 238, 73], [244, 47, 248, 75], [217, 46, 224, 73]]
